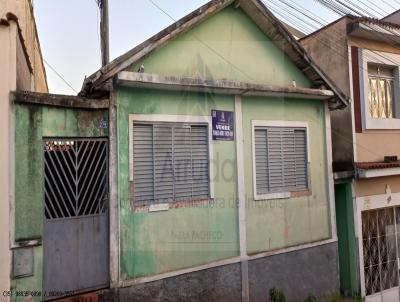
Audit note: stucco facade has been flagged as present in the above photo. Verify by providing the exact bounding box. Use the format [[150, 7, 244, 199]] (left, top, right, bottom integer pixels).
[[0, 0, 47, 299], [106, 4, 340, 301]]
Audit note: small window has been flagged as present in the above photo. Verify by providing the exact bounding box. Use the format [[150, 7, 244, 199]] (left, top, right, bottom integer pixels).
[[132, 122, 210, 205], [368, 64, 395, 119], [254, 126, 308, 197]]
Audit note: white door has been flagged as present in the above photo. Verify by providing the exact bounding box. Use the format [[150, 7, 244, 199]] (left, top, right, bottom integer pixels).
[[363, 208, 400, 302]]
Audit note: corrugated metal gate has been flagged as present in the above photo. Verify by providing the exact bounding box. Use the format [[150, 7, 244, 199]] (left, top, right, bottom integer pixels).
[[43, 138, 109, 299]]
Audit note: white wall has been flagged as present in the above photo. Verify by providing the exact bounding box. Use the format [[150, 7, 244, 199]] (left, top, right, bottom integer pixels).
[[0, 22, 17, 300]]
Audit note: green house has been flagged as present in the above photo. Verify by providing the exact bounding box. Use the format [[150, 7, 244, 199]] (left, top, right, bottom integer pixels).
[[9, 0, 348, 301]]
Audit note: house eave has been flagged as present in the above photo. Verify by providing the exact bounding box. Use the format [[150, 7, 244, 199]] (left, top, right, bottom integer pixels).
[[348, 22, 400, 45], [80, 0, 349, 109], [117, 71, 336, 100], [357, 167, 400, 179]]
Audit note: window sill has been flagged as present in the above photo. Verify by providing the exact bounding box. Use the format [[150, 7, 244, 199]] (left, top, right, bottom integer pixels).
[[132, 199, 212, 213], [254, 190, 311, 201], [254, 192, 290, 201], [364, 117, 400, 130]]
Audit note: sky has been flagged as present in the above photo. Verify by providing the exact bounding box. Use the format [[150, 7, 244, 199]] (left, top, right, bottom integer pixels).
[[32, 0, 400, 95]]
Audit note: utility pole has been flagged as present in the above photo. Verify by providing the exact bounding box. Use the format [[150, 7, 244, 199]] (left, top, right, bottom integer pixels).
[[99, 0, 109, 67]]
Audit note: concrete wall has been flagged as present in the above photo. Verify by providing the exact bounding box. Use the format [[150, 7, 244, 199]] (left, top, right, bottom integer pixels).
[[130, 5, 311, 89], [0, 1, 47, 297], [242, 97, 331, 253], [0, 0, 48, 93], [118, 88, 239, 279], [0, 21, 17, 301], [381, 11, 400, 24], [354, 175, 400, 197], [300, 18, 353, 172], [107, 242, 338, 302], [248, 242, 339, 302], [11, 103, 108, 301]]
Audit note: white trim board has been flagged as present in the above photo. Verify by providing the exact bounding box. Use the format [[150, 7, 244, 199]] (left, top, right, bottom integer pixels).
[[250, 120, 310, 201], [128, 114, 214, 199], [359, 49, 400, 130], [234, 95, 249, 302], [355, 190, 400, 298], [348, 45, 358, 163], [325, 103, 338, 240], [357, 167, 400, 178]]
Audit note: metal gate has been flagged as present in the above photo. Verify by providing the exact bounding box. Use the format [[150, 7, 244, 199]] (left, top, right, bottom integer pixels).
[[43, 138, 109, 299], [362, 207, 400, 302]]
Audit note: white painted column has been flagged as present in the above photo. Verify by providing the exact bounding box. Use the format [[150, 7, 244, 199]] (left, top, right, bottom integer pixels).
[[325, 102, 337, 240], [0, 22, 17, 300], [235, 95, 249, 302], [109, 89, 119, 287]]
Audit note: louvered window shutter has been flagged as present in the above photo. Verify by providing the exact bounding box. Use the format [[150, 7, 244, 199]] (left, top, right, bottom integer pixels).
[[174, 125, 192, 201], [255, 126, 307, 195], [190, 125, 209, 199], [133, 122, 209, 205], [133, 124, 154, 204], [154, 125, 174, 203]]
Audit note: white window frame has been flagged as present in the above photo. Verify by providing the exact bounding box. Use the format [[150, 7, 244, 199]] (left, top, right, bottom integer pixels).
[[129, 114, 214, 200], [251, 120, 310, 201], [359, 49, 400, 130]]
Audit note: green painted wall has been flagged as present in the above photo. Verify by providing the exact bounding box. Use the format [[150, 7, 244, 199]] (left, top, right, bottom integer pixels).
[[242, 97, 331, 253], [118, 3, 331, 280], [12, 103, 108, 300], [118, 88, 239, 279], [130, 5, 311, 89], [335, 182, 359, 297], [14, 104, 108, 240], [10, 246, 42, 302]]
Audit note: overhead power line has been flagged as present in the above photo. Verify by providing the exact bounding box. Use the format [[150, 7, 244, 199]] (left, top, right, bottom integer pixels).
[[144, 0, 396, 159], [43, 59, 78, 94]]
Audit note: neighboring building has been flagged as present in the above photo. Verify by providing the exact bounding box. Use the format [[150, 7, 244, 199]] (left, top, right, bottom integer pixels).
[[0, 0, 47, 299], [282, 21, 306, 40], [300, 13, 400, 301]]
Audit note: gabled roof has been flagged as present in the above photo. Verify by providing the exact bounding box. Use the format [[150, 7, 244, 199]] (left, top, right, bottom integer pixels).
[[80, 0, 348, 108], [381, 9, 400, 23], [301, 13, 400, 44]]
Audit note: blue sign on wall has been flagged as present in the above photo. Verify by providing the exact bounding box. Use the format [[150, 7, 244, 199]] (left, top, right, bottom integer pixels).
[[211, 110, 234, 141]]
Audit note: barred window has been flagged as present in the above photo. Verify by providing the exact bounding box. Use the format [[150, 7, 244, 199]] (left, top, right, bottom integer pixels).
[[368, 64, 394, 119], [254, 126, 308, 196], [132, 122, 210, 205]]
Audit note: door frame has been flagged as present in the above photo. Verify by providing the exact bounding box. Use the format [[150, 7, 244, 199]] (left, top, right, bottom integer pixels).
[[42, 137, 110, 299], [356, 189, 400, 300]]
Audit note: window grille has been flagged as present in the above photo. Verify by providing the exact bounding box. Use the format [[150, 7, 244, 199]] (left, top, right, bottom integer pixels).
[[44, 139, 108, 219], [368, 64, 394, 119]]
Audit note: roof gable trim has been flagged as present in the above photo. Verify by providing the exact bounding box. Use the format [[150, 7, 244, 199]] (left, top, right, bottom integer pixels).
[[80, 0, 348, 108]]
